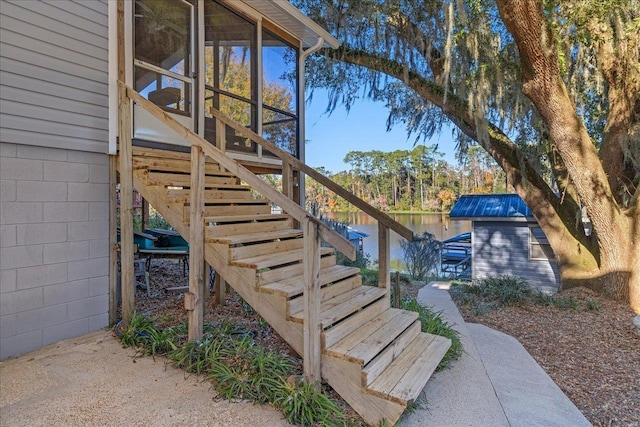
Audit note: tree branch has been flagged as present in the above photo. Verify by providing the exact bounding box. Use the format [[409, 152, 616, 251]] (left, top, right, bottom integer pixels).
[[320, 46, 596, 257]]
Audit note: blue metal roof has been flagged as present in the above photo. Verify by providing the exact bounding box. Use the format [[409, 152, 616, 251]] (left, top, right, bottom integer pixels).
[[449, 194, 533, 219], [347, 228, 369, 240], [443, 232, 471, 243]]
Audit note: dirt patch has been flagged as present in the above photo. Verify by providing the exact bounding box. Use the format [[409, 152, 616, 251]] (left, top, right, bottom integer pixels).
[[455, 287, 640, 427]]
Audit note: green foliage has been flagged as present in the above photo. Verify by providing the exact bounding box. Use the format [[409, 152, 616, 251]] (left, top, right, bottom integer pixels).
[[336, 250, 371, 270], [586, 298, 601, 311], [360, 268, 379, 286], [273, 379, 347, 427], [117, 316, 348, 426], [451, 276, 596, 313], [116, 313, 183, 357], [400, 297, 462, 369]]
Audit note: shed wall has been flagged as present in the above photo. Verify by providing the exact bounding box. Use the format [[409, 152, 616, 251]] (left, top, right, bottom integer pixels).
[[472, 221, 559, 291]]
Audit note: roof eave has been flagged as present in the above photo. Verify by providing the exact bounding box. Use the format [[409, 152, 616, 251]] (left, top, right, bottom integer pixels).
[[243, 1, 340, 49]]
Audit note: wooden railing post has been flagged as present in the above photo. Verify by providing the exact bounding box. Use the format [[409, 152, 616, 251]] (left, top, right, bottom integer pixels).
[[282, 161, 294, 200], [187, 145, 205, 341], [118, 87, 135, 326], [216, 118, 226, 172], [378, 223, 391, 300], [303, 218, 321, 387]]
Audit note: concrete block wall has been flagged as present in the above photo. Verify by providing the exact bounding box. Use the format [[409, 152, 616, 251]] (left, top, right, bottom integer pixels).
[[0, 143, 110, 359]]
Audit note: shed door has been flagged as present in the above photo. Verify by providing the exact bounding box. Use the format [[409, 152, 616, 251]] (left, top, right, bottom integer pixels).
[[133, 0, 195, 145]]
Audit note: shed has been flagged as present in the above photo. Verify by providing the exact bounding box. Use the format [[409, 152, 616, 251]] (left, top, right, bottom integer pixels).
[[449, 194, 559, 292]]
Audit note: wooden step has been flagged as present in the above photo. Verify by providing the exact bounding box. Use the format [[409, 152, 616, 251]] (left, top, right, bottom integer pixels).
[[200, 205, 272, 217], [207, 217, 292, 238], [147, 172, 238, 187], [205, 214, 290, 224], [132, 146, 231, 173], [260, 265, 360, 298], [366, 333, 451, 405], [133, 156, 235, 176], [208, 229, 303, 245], [322, 299, 390, 349], [166, 188, 252, 202], [290, 286, 387, 328], [326, 309, 419, 365], [232, 247, 334, 270], [258, 255, 336, 285], [287, 275, 362, 316], [230, 236, 303, 261], [361, 320, 422, 387]]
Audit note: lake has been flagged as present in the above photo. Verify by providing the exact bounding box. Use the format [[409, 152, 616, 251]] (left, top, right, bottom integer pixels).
[[324, 212, 471, 268]]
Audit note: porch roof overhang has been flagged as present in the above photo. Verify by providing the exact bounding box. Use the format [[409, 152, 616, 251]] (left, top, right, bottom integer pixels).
[[243, 0, 340, 49]]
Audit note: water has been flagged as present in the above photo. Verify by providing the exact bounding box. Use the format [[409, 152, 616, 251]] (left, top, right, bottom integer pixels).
[[324, 212, 471, 267]]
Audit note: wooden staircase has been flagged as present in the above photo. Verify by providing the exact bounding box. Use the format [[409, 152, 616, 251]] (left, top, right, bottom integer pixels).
[[124, 146, 450, 425], [116, 84, 451, 426]]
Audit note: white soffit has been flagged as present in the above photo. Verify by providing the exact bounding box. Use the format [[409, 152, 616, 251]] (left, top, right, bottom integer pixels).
[[242, 0, 340, 49]]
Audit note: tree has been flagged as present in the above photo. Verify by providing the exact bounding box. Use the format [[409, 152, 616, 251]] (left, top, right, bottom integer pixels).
[[296, 0, 640, 311]]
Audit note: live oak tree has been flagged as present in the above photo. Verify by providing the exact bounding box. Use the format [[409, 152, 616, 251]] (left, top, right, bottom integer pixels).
[[295, 0, 640, 311]]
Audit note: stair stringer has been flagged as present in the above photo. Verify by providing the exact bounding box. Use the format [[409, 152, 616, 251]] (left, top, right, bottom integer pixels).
[[131, 167, 306, 355]]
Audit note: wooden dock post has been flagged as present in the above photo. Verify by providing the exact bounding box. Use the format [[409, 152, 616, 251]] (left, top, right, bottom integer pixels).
[[187, 145, 205, 341]]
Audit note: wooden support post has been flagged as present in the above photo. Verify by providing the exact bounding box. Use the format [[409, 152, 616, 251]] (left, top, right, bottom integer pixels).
[[142, 198, 149, 230], [215, 118, 226, 172], [214, 274, 226, 306], [204, 262, 211, 300], [303, 218, 322, 387], [393, 271, 401, 308], [378, 223, 391, 300], [118, 88, 135, 325], [282, 161, 294, 200], [187, 145, 205, 341], [108, 155, 118, 325]]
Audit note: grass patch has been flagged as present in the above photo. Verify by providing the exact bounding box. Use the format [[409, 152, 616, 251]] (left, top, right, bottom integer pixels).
[[401, 296, 462, 369], [117, 313, 347, 426], [451, 275, 597, 313]]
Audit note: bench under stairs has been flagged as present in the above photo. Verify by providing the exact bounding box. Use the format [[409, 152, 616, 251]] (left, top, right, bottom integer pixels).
[[116, 84, 451, 426]]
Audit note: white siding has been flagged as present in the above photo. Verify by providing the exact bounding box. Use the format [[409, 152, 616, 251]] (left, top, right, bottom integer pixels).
[[0, 0, 109, 153], [472, 221, 559, 291]]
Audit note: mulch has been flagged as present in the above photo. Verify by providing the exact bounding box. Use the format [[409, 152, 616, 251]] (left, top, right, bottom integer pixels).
[[456, 287, 640, 427]]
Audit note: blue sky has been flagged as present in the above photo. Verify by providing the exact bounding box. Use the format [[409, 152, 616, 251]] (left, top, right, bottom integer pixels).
[[304, 90, 459, 174]]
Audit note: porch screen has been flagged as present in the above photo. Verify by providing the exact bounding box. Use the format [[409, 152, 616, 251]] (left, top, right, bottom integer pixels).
[[262, 30, 299, 157], [134, 0, 192, 116], [203, 0, 257, 154]]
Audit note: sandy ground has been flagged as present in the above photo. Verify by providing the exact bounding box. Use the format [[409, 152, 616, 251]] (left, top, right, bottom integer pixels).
[[0, 330, 291, 427]]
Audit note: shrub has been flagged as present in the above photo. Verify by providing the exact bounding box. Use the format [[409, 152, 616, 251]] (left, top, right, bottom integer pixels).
[[273, 378, 347, 427], [400, 232, 441, 281], [451, 276, 594, 313]]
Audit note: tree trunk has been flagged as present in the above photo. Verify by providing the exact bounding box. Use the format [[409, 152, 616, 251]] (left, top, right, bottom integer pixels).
[[497, 0, 638, 311]]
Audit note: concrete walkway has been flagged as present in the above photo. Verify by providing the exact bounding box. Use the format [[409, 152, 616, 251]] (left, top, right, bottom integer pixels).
[[0, 281, 591, 427], [401, 281, 591, 427]]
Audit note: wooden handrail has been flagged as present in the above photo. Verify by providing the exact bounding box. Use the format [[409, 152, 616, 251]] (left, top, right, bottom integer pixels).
[[208, 108, 415, 242], [120, 82, 356, 260]]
